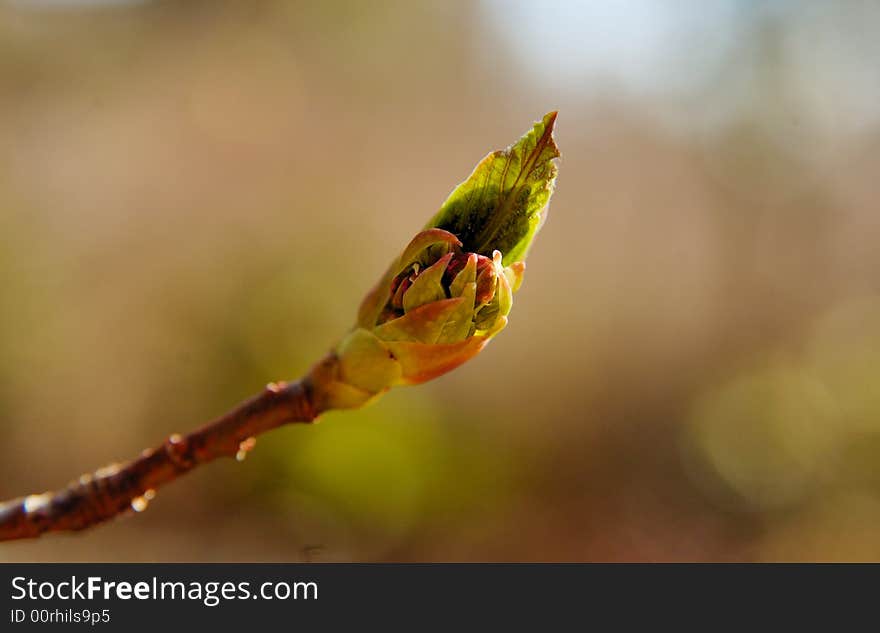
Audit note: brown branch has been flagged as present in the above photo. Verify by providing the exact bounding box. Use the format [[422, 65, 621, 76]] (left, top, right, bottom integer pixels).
[[0, 354, 339, 542]]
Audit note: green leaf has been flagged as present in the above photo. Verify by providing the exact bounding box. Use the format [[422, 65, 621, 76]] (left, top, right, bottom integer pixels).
[[436, 282, 476, 343], [426, 112, 560, 264], [374, 297, 466, 343], [403, 252, 452, 313], [449, 254, 477, 298]]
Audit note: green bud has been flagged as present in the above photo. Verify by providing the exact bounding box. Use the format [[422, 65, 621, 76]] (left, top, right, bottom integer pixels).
[[317, 113, 559, 410]]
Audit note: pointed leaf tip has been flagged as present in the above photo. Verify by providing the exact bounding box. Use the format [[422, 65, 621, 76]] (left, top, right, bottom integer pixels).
[[426, 112, 560, 265]]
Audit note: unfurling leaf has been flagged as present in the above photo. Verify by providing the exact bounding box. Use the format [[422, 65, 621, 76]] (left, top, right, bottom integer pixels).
[[427, 111, 560, 265], [320, 113, 560, 410]]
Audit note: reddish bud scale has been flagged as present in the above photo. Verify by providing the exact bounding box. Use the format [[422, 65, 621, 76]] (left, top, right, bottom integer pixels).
[[443, 252, 497, 305], [474, 257, 496, 305], [443, 253, 470, 282], [389, 272, 416, 310]]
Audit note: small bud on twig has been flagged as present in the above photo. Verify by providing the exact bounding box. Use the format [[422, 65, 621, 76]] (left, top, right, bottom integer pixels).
[[0, 113, 561, 540]]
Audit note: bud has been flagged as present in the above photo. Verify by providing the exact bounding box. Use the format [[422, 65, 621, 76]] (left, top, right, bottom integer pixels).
[[312, 113, 559, 410]]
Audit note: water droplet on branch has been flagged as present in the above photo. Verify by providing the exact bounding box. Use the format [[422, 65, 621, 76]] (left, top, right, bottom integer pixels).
[[236, 437, 257, 462], [24, 493, 51, 514], [130, 496, 149, 512]]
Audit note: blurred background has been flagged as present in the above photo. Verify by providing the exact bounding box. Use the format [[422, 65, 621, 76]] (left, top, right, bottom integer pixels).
[[1, 0, 879, 561]]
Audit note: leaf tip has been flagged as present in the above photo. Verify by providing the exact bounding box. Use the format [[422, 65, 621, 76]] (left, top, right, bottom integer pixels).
[[541, 111, 561, 157]]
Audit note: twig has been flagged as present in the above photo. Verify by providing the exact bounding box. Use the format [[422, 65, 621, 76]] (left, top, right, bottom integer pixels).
[[0, 112, 560, 543], [0, 355, 338, 541]]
